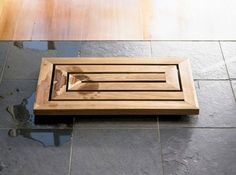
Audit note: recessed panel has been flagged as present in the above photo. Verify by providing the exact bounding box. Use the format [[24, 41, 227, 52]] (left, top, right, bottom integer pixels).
[[34, 58, 199, 115]]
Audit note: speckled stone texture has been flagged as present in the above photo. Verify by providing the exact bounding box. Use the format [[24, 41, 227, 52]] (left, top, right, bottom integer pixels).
[[159, 81, 236, 127], [232, 81, 236, 94], [220, 42, 236, 79], [3, 45, 56, 80], [0, 129, 71, 175], [0, 80, 36, 128], [160, 128, 236, 175], [80, 41, 151, 57], [71, 129, 163, 175], [151, 42, 228, 79], [0, 42, 10, 82]]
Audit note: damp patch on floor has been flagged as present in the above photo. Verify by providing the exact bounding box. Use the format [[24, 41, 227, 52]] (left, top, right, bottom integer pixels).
[[5, 93, 73, 147], [7, 128, 72, 147]]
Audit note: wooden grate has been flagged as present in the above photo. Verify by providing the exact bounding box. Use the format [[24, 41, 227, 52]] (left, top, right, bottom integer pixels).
[[34, 58, 199, 115]]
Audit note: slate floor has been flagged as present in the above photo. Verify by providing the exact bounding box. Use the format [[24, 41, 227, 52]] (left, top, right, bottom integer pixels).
[[0, 41, 236, 175]]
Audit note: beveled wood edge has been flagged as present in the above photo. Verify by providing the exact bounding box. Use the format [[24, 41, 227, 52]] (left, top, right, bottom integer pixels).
[[165, 67, 181, 90], [34, 101, 199, 115], [52, 91, 185, 101], [179, 59, 199, 113], [43, 57, 186, 64], [51, 66, 68, 99], [34, 58, 54, 109]]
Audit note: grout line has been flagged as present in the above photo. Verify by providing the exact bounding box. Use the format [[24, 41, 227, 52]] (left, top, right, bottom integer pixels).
[[0, 43, 11, 83], [68, 118, 75, 175], [219, 41, 236, 101], [157, 117, 165, 175]]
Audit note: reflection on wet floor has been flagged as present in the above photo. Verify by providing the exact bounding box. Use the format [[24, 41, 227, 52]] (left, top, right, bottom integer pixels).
[[6, 93, 73, 147], [8, 128, 72, 147], [13, 41, 81, 57], [7, 93, 35, 127]]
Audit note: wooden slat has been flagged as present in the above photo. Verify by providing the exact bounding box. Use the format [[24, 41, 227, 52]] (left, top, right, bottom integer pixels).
[[52, 91, 184, 100], [68, 82, 179, 91], [34, 101, 198, 115], [179, 59, 199, 109], [57, 65, 176, 73], [45, 57, 185, 64], [34, 59, 54, 109], [68, 73, 166, 82], [165, 67, 180, 89]]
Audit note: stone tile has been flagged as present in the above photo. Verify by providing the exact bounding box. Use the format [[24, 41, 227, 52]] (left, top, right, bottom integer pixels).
[[71, 128, 163, 175], [160, 128, 236, 175], [232, 80, 236, 98], [0, 80, 36, 128], [74, 116, 158, 129], [0, 80, 72, 129], [80, 41, 151, 57], [0, 42, 10, 83], [54, 41, 82, 57], [0, 129, 71, 175], [159, 81, 236, 127], [220, 42, 236, 79], [151, 42, 228, 79], [0, 42, 9, 62], [3, 44, 56, 80]]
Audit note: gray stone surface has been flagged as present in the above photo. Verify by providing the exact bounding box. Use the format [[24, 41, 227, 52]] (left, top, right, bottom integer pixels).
[[0, 42, 10, 82], [0, 129, 71, 175], [3, 45, 56, 80], [1, 41, 236, 175], [0, 80, 36, 128], [80, 41, 151, 57], [151, 42, 228, 79], [160, 128, 236, 175], [0, 42, 9, 62], [74, 116, 158, 129], [159, 81, 236, 127], [71, 129, 163, 175], [54, 41, 82, 57], [232, 81, 236, 99], [0, 80, 72, 129], [220, 42, 236, 79]]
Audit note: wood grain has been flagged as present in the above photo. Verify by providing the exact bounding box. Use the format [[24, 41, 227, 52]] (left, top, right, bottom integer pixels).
[[1, 0, 236, 40], [68, 73, 166, 82]]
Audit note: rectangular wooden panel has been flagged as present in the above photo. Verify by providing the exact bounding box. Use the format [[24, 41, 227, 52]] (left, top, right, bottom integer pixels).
[[34, 57, 199, 115]]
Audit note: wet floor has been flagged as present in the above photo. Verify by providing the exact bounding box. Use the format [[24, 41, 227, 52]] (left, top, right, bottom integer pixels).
[[7, 93, 35, 127], [0, 41, 236, 175], [6, 93, 73, 147]]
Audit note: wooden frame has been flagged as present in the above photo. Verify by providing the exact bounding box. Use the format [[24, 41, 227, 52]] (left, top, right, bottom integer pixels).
[[34, 57, 199, 115]]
